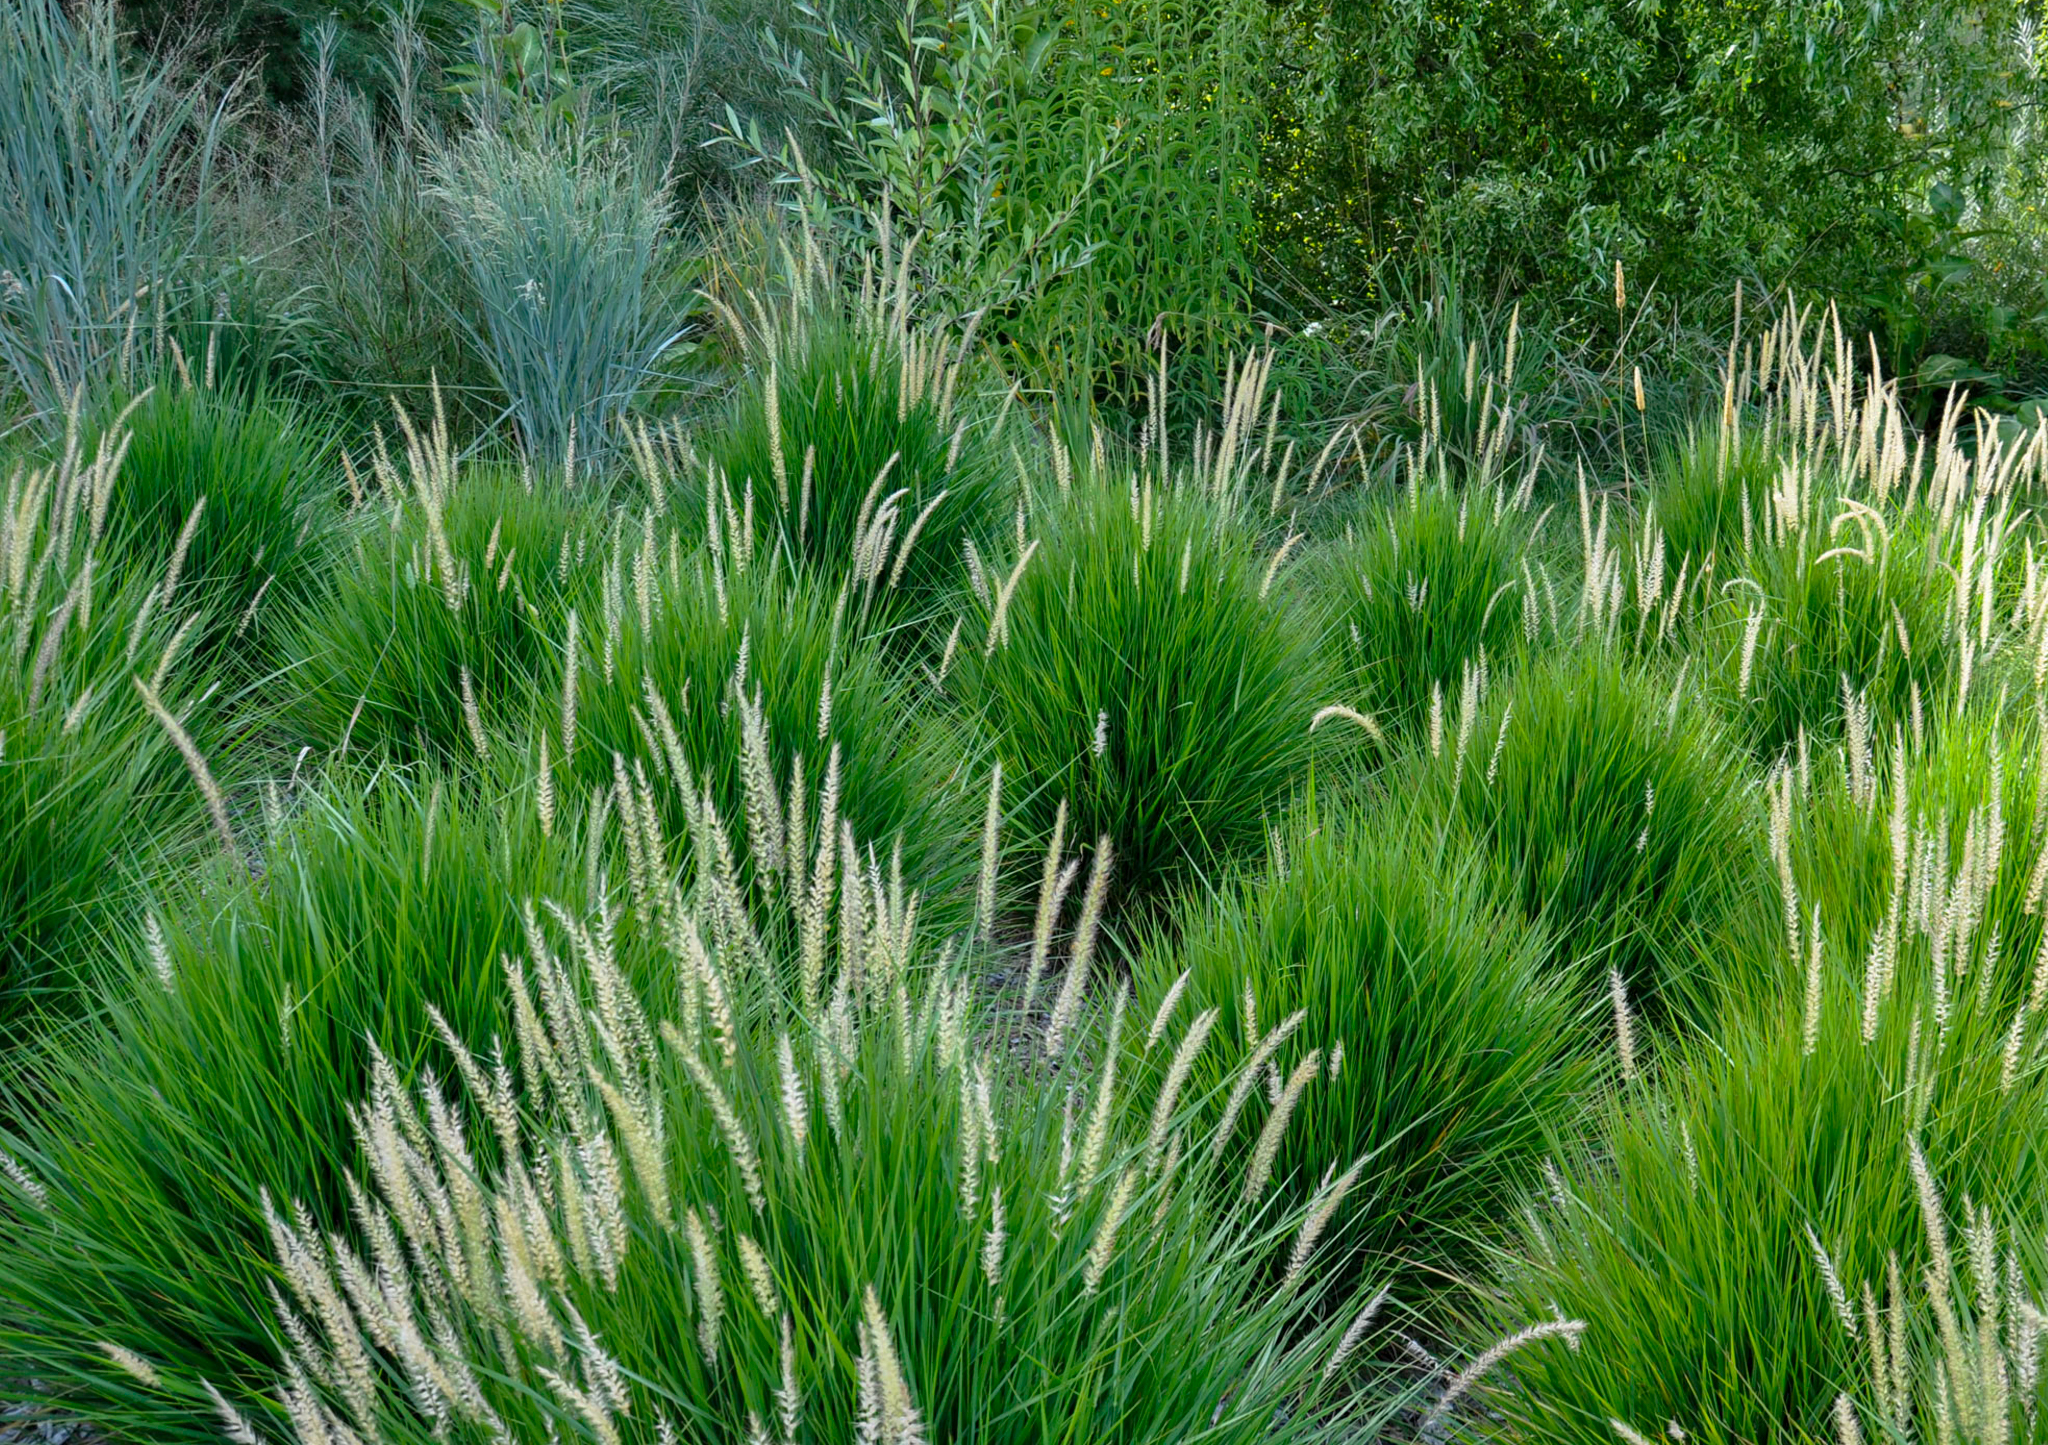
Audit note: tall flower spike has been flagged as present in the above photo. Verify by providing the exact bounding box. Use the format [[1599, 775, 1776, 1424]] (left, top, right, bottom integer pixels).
[[686, 1208, 723, 1368], [1044, 838, 1113, 1056], [975, 762, 1002, 941]]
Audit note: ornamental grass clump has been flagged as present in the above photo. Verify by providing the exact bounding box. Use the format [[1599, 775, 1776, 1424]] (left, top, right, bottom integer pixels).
[[283, 402, 597, 762], [1325, 474, 1538, 736], [700, 282, 1008, 639], [1705, 519, 1954, 760], [1645, 422, 1785, 570], [1, 745, 1431, 1445], [1422, 645, 1767, 1014], [543, 522, 975, 929], [1139, 797, 1593, 1282], [965, 477, 1326, 904], [1784, 697, 2048, 1026], [0, 763, 608, 1443], [429, 125, 684, 471], [1495, 747, 2048, 1444], [1828, 1154, 2048, 1445], [92, 379, 336, 667], [0, 404, 223, 1038]]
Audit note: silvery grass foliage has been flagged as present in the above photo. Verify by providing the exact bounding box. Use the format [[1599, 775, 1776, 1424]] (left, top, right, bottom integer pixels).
[[83, 755, 1437, 1445], [0, 0, 230, 416], [430, 124, 685, 471]]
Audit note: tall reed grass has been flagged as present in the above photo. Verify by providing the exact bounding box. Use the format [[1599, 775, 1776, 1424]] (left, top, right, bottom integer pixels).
[[0, 0, 230, 415]]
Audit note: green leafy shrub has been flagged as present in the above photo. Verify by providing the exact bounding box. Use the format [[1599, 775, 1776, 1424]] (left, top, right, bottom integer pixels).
[[966, 480, 1326, 904], [737, 0, 1266, 409], [1326, 479, 1535, 735], [0, 764, 602, 1442], [282, 437, 597, 762], [1423, 646, 1766, 1012], [1140, 797, 1592, 1281], [1259, 0, 2046, 331]]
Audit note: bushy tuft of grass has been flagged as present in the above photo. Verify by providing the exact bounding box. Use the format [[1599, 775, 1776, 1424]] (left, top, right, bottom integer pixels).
[[0, 763, 605, 1442], [554, 544, 976, 924], [1493, 926, 2048, 1444], [212, 791, 1396, 1445], [0, 419, 223, 1038], [1325, 481, 1534, 734], [1139, 796, 1593, 1281], [96, 380, 337, 663], [701, 310, 1008, 636], [965, 481, 1326, 904], [1705, 519, 1954, 759], [282, 457, 597, 762], [1422, 646, 1767, 1012], [1646, 423, 1782, 568]]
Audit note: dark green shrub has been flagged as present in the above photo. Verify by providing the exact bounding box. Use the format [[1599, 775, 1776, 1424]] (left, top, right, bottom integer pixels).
[[1260, 0, 2045, 330]]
